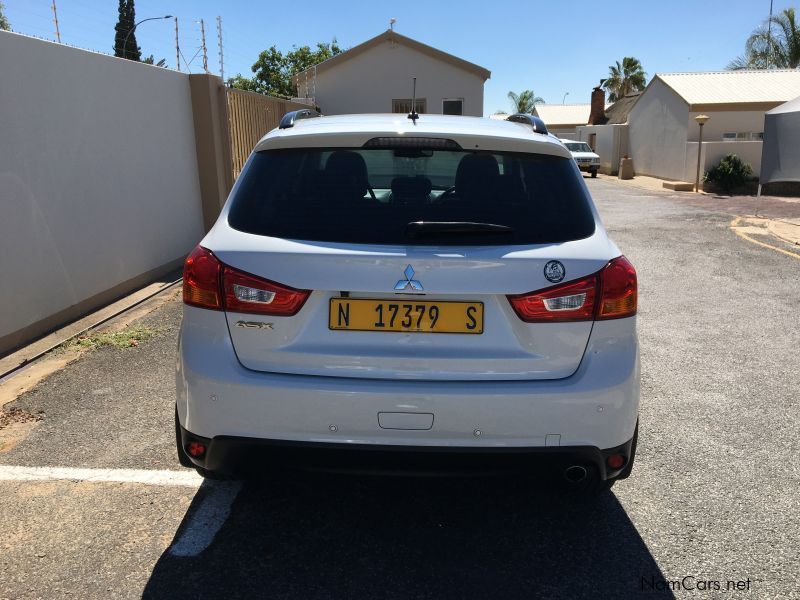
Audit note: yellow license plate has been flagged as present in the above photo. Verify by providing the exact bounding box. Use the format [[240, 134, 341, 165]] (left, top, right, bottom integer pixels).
[[329, 298, 483, 334]]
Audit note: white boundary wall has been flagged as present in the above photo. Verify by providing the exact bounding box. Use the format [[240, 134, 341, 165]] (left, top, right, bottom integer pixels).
[[684, 141, 763, 182], [0, 32, 204, 352]]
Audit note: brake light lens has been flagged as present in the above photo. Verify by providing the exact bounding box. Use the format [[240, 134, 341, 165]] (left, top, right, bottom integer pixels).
[[597, 256, 637, 320], [183, 245, 310, 315], [223, 266, 310, 316], [183, 246, 222, 310], [508, 275, 597, 322], [507, 256, 637, 322]]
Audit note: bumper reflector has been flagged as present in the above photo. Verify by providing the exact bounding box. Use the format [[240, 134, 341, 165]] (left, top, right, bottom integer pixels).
[[186, 441, 207, 458], [606, 454, 626, 469]]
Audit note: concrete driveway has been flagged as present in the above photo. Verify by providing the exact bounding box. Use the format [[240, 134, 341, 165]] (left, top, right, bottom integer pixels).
[[1, 179, 798, 599]]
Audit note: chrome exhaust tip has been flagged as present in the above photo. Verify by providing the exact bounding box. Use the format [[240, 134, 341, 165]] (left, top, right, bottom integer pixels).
[[564, 465, 588, 484]]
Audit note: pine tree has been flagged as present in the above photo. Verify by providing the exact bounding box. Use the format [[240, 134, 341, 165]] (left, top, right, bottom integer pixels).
[[0, 1, 11, 31], [113, 0, 140, 61]]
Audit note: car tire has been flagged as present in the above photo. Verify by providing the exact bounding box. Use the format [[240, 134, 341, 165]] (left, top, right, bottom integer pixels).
[[590, 169, 598, 178]]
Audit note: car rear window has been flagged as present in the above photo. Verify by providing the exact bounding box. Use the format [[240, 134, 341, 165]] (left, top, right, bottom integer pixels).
[[227, 147, 596, 246]]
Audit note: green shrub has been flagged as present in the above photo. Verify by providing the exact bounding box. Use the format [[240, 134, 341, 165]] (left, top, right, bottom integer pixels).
[[703, 154, 753, 192]]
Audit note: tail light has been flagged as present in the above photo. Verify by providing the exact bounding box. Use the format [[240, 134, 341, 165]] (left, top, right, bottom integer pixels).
[[596, 256, 637, 319], [507, 275, 597, 322], [507, 256, 636, 322], [183, 246, 222, 309], [182, 245, 310, 315], [222, 267, 309, 316]]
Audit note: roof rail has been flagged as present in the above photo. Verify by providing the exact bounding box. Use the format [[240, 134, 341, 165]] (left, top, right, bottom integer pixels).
[[279, 109, 321, 129], [506, 113, 549, 135]]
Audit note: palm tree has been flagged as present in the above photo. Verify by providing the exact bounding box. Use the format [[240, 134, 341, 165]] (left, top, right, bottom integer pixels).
[[728, 8, 800, 69], [507, 90, 544, 114], [602, 57, 647, 102]]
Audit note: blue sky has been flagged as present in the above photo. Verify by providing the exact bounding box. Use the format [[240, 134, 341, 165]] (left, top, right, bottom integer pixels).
[[4, 0, 795, 114]]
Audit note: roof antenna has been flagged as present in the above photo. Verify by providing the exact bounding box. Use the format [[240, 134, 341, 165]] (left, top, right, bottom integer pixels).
[[408, 77, 419, 124], [389, 17, 396, 31]]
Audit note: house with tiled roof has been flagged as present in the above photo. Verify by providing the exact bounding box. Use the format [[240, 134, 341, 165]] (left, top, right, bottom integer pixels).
[[574, 88, 642, 175], [293, 30, 490, 117], [627, 70, 800, 182], [531, 104, 595, 138]]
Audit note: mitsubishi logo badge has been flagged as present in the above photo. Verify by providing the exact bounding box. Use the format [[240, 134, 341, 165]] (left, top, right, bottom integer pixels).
[[394, 265, 424, 292]]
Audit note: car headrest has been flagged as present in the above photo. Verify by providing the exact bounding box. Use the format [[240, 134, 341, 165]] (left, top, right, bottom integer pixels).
[[326, 151, 368, 184], [455, 154, 500, 199], [391, 176, 432, 203]]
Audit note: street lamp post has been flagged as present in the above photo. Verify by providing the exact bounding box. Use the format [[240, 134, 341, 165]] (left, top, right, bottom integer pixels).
[[694, 114, 710, 192], [122, 15, 172, 60], [562, 92, 569, 104]]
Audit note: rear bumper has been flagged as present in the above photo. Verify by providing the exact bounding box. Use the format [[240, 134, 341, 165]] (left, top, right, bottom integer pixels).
[[178, 424, 638, 480], [176, 308, 640, 452]]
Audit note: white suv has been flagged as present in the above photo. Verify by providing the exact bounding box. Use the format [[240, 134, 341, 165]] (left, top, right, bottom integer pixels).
[[176, 111, 639, 492], [562, 140, 601, 178]]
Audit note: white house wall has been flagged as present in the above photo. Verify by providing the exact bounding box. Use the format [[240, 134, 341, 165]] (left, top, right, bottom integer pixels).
[[576, 124, 628, 174], [687, 110, 767, 142], [685, 140, 763, 181], [548, 127, 579, 140], [681, 111, 767, 180], [628, 78, 690, 180], [302, 41, 485, 116]]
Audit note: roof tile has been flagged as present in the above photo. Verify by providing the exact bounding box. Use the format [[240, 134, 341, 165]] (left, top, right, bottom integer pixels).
[[657, 70, 800, 105]]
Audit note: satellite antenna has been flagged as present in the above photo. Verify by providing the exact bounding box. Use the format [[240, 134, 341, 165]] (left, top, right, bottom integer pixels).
[[408, 77, 419, 124], [389, 17, 396, 31]]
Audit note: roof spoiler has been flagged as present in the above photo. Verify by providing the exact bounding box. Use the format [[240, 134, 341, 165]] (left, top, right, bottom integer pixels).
[[279, 108, 321, 129], [506, 113, 549, 135]]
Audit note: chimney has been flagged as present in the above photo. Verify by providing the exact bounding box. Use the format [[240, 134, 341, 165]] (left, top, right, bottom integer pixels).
[[588, 82, 607, 125]]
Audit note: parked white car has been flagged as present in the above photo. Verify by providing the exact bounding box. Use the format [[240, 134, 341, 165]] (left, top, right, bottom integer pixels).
[[562, 140, 601, 178], [176, 111, 640, 493]]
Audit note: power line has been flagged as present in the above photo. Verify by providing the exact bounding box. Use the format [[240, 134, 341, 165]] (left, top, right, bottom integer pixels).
[[179, 47, 193, 73], [7, 6, 237, 76]]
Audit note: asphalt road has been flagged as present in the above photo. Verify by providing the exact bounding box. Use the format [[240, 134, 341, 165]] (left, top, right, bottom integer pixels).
[[1, 179, 799, 599]]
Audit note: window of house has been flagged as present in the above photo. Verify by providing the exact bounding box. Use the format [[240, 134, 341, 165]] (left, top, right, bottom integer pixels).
[[392, 98, 426, 114], [442, 99, 464, 115], [723, 132, 764, 141]]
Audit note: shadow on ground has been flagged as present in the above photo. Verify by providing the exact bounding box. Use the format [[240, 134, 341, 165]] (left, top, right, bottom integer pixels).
[[144, 473, 672, 600]]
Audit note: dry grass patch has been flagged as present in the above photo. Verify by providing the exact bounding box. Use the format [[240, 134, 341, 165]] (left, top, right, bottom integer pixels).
[[65, 325, 160, 350]]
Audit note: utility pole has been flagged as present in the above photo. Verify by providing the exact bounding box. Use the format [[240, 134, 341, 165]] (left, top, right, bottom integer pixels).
[[51, 0, 61, 42], [174, 17, 180, 71], [199, 19, 209, 74], [216, 16, 224, 80]]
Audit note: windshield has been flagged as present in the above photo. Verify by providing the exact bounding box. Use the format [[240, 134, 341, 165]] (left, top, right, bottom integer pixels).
[[565, 143, 593, 153], [227, 147, 596, 246]]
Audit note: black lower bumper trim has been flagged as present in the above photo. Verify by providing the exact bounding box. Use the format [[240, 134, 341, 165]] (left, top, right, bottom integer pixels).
[[179, 425, 637, 480]]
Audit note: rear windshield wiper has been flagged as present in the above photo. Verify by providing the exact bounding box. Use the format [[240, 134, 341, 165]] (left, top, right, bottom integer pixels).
[[405, 221, 514, 239]]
